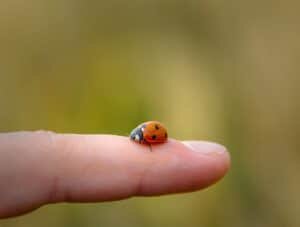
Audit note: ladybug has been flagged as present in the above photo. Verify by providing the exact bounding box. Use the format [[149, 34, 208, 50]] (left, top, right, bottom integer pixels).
[[130, 121, 168, 145]]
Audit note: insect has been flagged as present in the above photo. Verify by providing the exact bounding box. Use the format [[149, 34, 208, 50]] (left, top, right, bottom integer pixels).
[[130, 121, 168, 151]]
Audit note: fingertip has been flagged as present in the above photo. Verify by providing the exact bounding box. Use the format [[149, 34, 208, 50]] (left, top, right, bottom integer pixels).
[[182, 140, 231, 180], [132, 139, 231, 195]]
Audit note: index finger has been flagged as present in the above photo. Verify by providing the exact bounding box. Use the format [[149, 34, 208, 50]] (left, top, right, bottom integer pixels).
[[49, 134, 230, 201], [0, 132, 230, 218]]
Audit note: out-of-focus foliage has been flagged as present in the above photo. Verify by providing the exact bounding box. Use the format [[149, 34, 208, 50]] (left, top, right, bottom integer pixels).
[[0, 1, 299, 227]]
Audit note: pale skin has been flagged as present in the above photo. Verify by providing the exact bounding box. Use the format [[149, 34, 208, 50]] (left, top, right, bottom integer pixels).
[[0, 131, 230, 219]]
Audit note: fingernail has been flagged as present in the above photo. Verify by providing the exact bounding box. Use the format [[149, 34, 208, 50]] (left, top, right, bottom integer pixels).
[[182, 141, 228, 155]]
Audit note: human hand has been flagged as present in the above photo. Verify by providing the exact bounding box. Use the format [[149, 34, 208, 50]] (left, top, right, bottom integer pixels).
[[0, 131, 230, 218]]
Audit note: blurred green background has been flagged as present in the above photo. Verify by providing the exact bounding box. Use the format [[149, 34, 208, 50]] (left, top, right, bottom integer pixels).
[[0, 0, 299, 226]]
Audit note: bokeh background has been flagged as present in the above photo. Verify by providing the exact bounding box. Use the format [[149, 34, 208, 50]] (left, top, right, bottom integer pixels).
[[0, 0, 299, 226]]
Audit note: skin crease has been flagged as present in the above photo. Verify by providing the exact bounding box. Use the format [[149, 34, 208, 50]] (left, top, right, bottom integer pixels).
[[0, 131, 230, 218]]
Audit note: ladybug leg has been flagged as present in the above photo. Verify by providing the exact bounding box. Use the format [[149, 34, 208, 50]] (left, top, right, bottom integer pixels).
[[143, 140, 152, 152], [149, 144, 152, 152]]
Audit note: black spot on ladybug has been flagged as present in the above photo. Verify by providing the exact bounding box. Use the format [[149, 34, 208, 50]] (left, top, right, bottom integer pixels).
[[155, 124, 159, 130], [152, 135, 157, 140], [165, 132, 168, 138]]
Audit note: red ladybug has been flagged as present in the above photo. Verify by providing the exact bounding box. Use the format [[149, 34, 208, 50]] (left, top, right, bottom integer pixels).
[[130, 121, 168, 145]]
